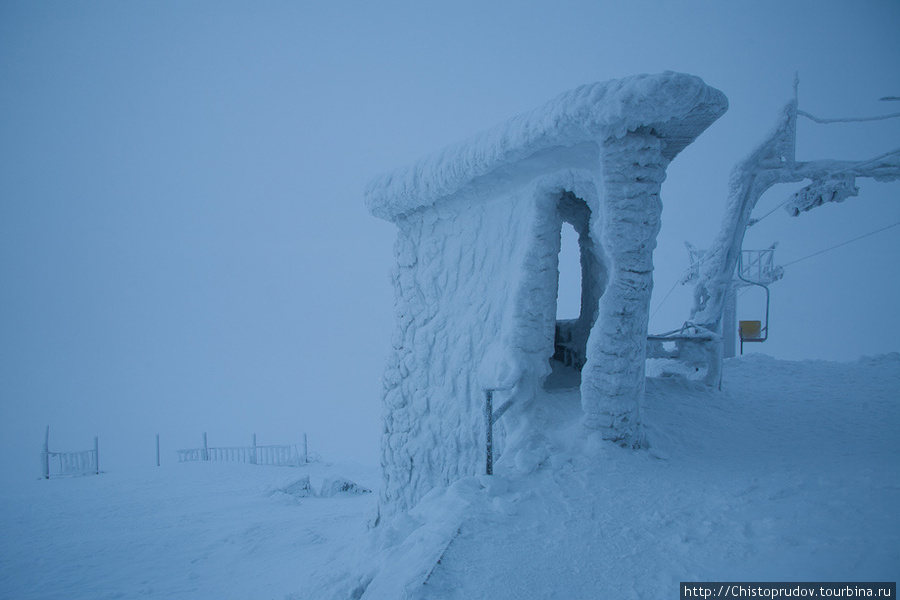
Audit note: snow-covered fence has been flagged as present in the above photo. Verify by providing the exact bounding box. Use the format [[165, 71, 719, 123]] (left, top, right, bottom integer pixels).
[[176, 445, 298, 465], [42, 426, 99, 479], [176, 433, 309, 467]]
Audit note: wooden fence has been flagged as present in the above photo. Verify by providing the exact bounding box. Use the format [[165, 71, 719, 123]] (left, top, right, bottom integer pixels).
[[42, 426, 99, 479]]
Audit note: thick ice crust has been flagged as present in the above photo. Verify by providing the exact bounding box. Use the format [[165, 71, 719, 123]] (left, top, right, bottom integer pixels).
[[365, 72, 727, 221], [370, 73, 727, 514]]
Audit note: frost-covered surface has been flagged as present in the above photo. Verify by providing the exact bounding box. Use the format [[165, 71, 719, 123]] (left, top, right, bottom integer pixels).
[[366, 72, 727, 221], [690, 100, 798, 329], [391, 354, 900, 599], [0, 461, 377, 600], [580, 131, 669, 446], [369, 73, 727, 514], [379, 177, 556, 514], [3, 356, 897, 599], [690, 95, 900, 331]]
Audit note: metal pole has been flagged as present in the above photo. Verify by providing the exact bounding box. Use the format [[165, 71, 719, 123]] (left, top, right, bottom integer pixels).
[[302, 433, 308, 464], [202, 432, 208, 461], [723, 284, 737, 359], [484, 390, 493, 476], [94, 436, 100, 474], [42, 426, 50, 479], [251, 433, 257, 465], [156, 434, 160, 467]]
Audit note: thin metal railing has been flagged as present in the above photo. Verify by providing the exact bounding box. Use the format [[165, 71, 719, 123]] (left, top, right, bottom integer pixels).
[[484, 387, 515, 475], [176, 444, 300, 466], [176, 433, 309, 467]]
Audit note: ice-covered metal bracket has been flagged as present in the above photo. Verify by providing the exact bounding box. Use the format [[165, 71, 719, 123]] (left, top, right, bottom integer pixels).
[[483, 387, 515, 476]]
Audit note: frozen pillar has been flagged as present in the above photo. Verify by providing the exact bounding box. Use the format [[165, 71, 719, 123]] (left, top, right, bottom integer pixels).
[[581, 131, 669, 446]]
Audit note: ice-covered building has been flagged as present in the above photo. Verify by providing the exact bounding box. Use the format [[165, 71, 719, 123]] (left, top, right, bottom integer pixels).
[[366, 72, 727, 513]]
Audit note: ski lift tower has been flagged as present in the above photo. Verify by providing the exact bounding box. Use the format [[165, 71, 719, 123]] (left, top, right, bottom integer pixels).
[[685, 243, 784, 358], [684, 77, 898, 383]]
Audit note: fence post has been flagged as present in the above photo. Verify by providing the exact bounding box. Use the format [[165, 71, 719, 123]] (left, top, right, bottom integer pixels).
[[251, 434, 257, 465], [156, 434, 160, 467], [484, 390, 493, 476], [202, 432, 208, 461], [302, 433, 308, 464], [93, 436, 100, 475], [42, 426, 50, 479]]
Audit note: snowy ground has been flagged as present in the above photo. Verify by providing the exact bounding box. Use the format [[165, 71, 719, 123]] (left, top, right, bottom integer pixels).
[[411, 353, 900, 599], [2, 354, 898, 600], [0, 461, 378, 600]]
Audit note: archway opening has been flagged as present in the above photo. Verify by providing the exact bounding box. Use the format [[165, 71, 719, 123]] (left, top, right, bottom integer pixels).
[[546, 192, 604, 389], [556, 222, 582, 321]]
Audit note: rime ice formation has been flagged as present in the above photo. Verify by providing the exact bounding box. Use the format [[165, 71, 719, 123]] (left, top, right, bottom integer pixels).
[[366, 72, 727, 514], [689, 90, 900, 362]]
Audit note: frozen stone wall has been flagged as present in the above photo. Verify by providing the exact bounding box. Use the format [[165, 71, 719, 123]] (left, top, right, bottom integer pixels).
[[379, 169, 606, 514], [368, 73, 728, 515], [380, 186, 534, 512]]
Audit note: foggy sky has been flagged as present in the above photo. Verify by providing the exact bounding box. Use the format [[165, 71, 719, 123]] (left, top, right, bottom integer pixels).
[[1, 0, 898, 481]]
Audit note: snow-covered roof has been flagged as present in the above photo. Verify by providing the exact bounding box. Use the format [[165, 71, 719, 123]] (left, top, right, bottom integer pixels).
[[365, 72, 727, 221]]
